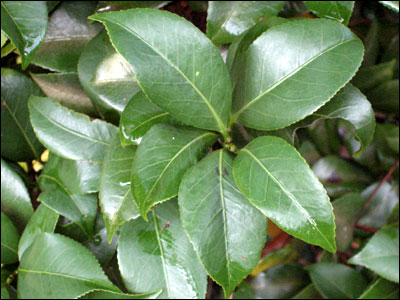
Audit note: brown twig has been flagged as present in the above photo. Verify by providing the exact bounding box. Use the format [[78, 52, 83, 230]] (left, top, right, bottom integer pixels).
[[355, 224, 379, 233], [236, 123, 251, 143]]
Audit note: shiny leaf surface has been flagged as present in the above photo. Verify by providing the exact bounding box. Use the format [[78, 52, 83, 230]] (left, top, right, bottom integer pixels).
[[1, 1, 47, 69], [379, 1, 400, 12], [90, 9, 232, 135], [349, 227, 399, 283], [231, 19, 364, 130], [1, 68, 44, 161], [99, 134, 139, 243], [178, 149, 267, 297], [28, 96, 117, 163], [304, 1, 354, 25], [206, 1, 284, 45], [118, 200, 207, 299], [80, 290, 162, 299], [18, 233, 120, 299], [233, 136, 336, 252], [307, 263, 368, 299], [1, 212, 19, 265], [131, 123, 217, 220]]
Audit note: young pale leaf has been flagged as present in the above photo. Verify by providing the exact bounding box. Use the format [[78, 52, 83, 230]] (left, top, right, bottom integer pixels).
[[1, 68, 44, 161], [31, 1, 101, 72], [90, 9, 232, 136], [118, 200, 207, 299], [78, 30, 141, 122], [307, 263, 368, 299], [349, 227, 399, 283], [178, 149, 267, 297], [120, 91, 173, 146], [99, 134, 139, 243], [18, 233, 120, 299], [206, 1, 284, 45], [1, 1, 47, 69], [28, 96, 117, 163], [80, 290, 162, 299], [1, 212, 19, 265], [359, 277, 399, 299], [1, 159, 33, 228], [233, 136, 336, 252], [231, 19, 364, 130], [18, 204, 59, 260], [304, 1, 355, 25], [131, 123, 217, 220]]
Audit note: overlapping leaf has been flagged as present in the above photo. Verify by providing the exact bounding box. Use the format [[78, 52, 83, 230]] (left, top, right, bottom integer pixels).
[[304, 1, 355, 25], [1, 212, 19, 265], [359, 278, 399, 299]]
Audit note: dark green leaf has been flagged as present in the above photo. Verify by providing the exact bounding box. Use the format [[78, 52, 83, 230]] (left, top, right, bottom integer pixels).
[[1, 212, 19, 265], [233, 136, 336, 252], [95, 1, 171, 13], [118, 200, 207, 299], [1, 268, 11, 299], [359, 277, 399, 299], [379, 1, 399, 12], [1, 68, 44, 161], [231, 19, 364, 130], [80, 290, 162, 299], [362, 20, 380, 67], [206, 1, 284, 45], [178, 149, 267, 297], [349, 227, 399, 283], [28, 96, 117, 163], [385, 126, 399, 154], [292, 284, 323, 299], [1, 158, 33, 228], [307, 263, 368, 299], [304, 1, 355, 25], [99, 134, 139, 243], [90, 9, 232, 136], [18, 233, 120, 299], [352, 60, 396, 92], [31, 1, 101, 72], [386, 201, 399, 225], [18, 204, 59, 260], [366, 80, 399, 115], [1, 1, 47, 69], [131, 123, 217, 220], [375, 124, 399, 170]]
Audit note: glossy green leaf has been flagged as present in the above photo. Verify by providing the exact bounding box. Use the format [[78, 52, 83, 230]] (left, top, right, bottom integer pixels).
[[362, 20, 380, 67], [206, 1, 284, 45], [292, 284, 323, 299], [90, 9, 232, 136], [308, 119, 341, 156], [179, 149, 267, 297], [1, 1, 47, 69], [304, 1, 354, 25], [31, 1, 101, 72], [18, 204, 59, 260], [41, 152, 101, 195], [95, 1, 171, 13], [379, 1, 399, 12], [231, 19, 364, 130], [366, 80, 399, 115], [120, 91, 174, 146], [99, 133, 139, 243], [1, 68, 44, 161], [78, 30, 141, 122], [28, 96, 117, 163], [1, 212, 19, 265], [80, 289, 162, 299], [233, 136, 336, 252], [132, 123, 217, 220], [349, 227, 399, 283], [30, 72, 97, 115], [18, 233, 120, 299], [1, 158, 33, 228], [1, 29, 7, 47], [118, 200, 207, 299], [359, 277, 399, 299], [307, 263, 368, 299], [332, 193, 365, 251], [352, 60, 396, 92]]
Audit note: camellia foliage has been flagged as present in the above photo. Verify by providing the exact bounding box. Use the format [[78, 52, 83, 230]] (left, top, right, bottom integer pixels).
[[1, 1, 399, 299]]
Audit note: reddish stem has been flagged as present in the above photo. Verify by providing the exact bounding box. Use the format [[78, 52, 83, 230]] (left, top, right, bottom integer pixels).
[[355, 224, 379, 233], [261, 232, 291, 257]]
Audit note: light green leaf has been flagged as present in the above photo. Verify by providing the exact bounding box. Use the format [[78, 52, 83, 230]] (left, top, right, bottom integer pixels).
[[118, 200, 207, 299], [1, 158, 33, 228], [359, 277, 399, 299], [1, 1, 47, 69], [0, 40, 16, 58], [18, 233, 120, 299], [1, 29, 8, 47], [80, 289, 162, 299], [99, 133, 139, 243], [349, 227, 399, 283], [304, 1, 355, 25], [1, 212, 19, 265], [31, 1, 101, 72], [206, 1, 284, 45], [131, 123, 217, 220], [28, 96, 117, 163], [179, 150, 267, 297], [233, 136, 336, 252], [307, 263, 368, 299], [1, 68, 44, 161], [379, 1, 399, 12], [231, 19, 364, 130], [90, 9, 232, 136], [18, 204, 59, 260]]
